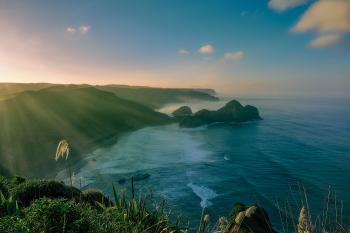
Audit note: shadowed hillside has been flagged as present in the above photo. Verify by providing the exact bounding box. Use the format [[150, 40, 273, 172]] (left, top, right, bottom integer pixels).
[[0, 85, 171, 177]]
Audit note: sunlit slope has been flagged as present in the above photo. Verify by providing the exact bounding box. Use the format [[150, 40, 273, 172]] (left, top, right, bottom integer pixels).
[[97, 85, 219, 109], [0, 86, 171, 177], [0, 83, 55, 101]]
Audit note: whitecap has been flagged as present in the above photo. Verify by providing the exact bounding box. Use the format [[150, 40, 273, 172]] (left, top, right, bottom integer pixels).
[[187, 182, 218, 208]]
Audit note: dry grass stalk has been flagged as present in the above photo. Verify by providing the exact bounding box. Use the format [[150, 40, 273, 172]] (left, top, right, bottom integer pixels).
[[55, 139, 70, 161]]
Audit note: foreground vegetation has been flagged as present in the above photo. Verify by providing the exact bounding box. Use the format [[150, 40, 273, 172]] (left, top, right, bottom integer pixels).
[[1, 174, 348, 233], [0, 172, 284, 233], [0, 175, 190, 233]]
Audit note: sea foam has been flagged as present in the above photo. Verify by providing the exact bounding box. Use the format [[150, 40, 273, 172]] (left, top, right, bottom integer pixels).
[[187, 182, 218, 208]]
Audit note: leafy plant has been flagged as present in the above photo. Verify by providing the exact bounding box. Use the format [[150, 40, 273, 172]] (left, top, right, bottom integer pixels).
[[0, 191, 19, 217], [24, 198, 93, 233]]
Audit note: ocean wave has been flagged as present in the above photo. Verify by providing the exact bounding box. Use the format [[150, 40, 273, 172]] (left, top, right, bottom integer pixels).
[[187, 182, 218, 208]]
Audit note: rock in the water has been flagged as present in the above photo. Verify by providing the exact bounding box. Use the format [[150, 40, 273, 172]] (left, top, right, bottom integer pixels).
[[118, 178, 126, 184], [133, 173, 151, 181], [229, 203, 277, 233], [179, 99, 261, 128], [172, 106, 193, 117]]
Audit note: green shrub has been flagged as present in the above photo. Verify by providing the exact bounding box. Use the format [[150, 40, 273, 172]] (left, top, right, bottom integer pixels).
[[0, 216, 29, 233], [82, 189, 112, 207], [12, 180, 81, 207], [90, 206, 176, 233], [11, 176, 26, 186], [0, 181, 9, 199], [0, 192, 19, 217], [24, 198, 94, 233]]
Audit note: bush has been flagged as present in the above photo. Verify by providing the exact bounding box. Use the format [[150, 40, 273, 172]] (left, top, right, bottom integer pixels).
[[24, 198, 94, 233], [82, 189, 112, 207], [0, 181, 9, 199], [0, 216, 29, 233], [12, 180, 81, 207], [11, 176, 26, 186]]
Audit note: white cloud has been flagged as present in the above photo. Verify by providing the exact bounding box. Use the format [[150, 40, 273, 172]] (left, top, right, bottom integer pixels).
[[268, 0, 308, 12], [66, 27, 77, 33], [310, 33, 342, 48], [178, 49, 190, 55], [198, 44, 215, 54], [224, 51, 245, 60], [79, 25, 91, 34], [292, 0, 350, 48], [66, 25, 91, 35]]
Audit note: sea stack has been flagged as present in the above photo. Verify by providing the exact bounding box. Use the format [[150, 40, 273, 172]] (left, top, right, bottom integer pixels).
[[178, 99, 261, 128]]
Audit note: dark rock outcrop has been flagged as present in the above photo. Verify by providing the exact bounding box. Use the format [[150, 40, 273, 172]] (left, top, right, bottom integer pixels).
[[179, 100, 261, 128], [228, 203, 277, 233], [172, 106, 193, 117]]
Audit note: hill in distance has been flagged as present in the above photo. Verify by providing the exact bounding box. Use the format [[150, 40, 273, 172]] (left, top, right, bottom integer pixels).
[[96, 85, 219, 109], [0, 83, 55, 101], [0, 83, 219, 109]]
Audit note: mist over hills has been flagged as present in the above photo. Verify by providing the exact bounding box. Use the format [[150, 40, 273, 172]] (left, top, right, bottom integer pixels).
[[95, 85, 218, 109]]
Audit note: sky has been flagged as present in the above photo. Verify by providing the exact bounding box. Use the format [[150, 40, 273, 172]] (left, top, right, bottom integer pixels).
[[0, 0, 349, 97]]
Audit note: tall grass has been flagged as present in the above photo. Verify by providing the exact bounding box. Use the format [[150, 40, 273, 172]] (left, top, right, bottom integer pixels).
[[276, 185, 349, 233]]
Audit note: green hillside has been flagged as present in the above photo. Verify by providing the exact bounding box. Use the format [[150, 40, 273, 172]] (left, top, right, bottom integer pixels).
[[0, 85, 171, 177], [96, 85, 219, 109], [0, 83, 55, 101], [0, 83, 219, 109]]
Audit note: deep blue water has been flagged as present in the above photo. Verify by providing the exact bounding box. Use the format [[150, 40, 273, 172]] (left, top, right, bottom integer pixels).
[[58, 97, 350, 231]]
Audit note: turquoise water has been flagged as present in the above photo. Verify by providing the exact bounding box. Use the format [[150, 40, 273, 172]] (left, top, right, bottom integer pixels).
[[59, 97, 350, 230]]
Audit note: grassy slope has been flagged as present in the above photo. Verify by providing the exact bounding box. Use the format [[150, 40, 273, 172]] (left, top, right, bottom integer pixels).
[[0, 83, 55, 101], [0, 85, 171, 177], [96, 85, 219, 109]]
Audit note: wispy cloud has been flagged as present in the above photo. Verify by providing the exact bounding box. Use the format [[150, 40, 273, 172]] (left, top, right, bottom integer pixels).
[[292, 0, 350, 48], [198, 44, 215, 54], [178, 49, 190, 55], [310, 34, 342, 48], [66, 27, 77, 33], [66, 25, 91, 35], [79, 25, 91, 34], [268, 0, 308, 12], [224, 51, 245, 60]]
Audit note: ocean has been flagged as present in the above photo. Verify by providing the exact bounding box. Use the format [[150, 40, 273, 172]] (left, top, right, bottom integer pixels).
[[58, 97, 350, 231]]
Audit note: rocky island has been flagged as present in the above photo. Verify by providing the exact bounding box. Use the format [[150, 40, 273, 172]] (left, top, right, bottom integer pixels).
[[173, 100, 262, 128], [172, 106, 193, 117]]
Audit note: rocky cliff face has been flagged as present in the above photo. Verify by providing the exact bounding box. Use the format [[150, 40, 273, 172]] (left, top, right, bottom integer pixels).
[[172, 106, 193, 117], [178, 100, 262, 128]]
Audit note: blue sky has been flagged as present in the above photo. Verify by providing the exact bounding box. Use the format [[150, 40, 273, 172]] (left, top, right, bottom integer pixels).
[[0, 0, 349, 96]]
